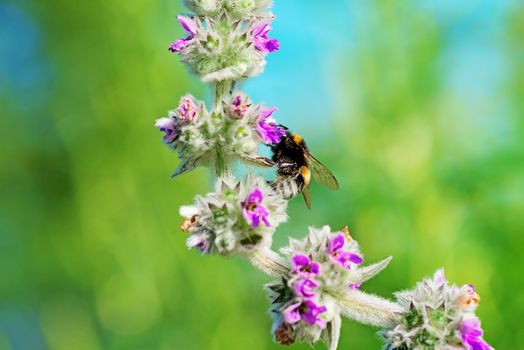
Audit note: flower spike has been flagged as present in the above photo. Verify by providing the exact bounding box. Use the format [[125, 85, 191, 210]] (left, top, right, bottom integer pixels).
[[156, 1, 492, 349]]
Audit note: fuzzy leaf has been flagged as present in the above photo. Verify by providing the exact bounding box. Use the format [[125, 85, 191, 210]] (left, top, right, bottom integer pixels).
[[326, 314, 342, 350], [356, 256, 393, 284]]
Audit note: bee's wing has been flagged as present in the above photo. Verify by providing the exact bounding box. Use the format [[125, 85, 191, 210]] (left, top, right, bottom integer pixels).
[[302, 185, 312, 209], [304, 152, 339, 190]]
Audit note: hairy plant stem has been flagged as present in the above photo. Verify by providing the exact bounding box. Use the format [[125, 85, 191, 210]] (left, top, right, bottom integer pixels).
[[247, 248, 290, 277], [214, 146, 227, 177], [212, 80, 233, 177], [248, 248, 403, 327], [214, 80, 233, 103], [332, 290, 403, 328]]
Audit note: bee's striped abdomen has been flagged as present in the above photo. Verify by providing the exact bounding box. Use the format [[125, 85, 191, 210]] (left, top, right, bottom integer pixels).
[[270, 175, 304, 199]]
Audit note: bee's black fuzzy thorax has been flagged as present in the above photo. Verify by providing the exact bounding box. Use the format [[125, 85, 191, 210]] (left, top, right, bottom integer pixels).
[[270, 131, 308, 176]]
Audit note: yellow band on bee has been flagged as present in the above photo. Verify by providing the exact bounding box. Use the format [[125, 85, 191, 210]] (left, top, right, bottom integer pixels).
[[299, 166, 311, 186], [293, 134, 303, 144]]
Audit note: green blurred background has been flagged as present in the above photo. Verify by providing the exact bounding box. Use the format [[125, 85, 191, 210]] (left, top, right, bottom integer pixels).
[[1, 0, 523, 349]]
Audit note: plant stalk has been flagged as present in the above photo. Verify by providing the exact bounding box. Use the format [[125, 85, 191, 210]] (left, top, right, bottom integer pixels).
[[247, 249, 403, 328], [247, 249, 290, 277], [212, 80, 233, 177], [214, 80, 233, 104], [334, 290, 403, 328]]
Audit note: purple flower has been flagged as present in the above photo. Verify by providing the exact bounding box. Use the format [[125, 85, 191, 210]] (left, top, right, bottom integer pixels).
[[177, 97, 198, 123], [293, 278, 318, 298], [251, 22, 280, 53], [292, 255, 320, 276], [327, 234, 363, 269], [256, 107, 285, 144], [186, 234, 211, 254], [300, 300, 327, 327], [328, 234, 345, 252], [229, 94, 251, 119], [155, 118, 177, 143], [283, 300, 327, 328], [242, 188, 270, 228], [169, 16, 197, 52], [460, 318, 491, 350], [283, 302, 301, 324], [349, 283, 361, 290]]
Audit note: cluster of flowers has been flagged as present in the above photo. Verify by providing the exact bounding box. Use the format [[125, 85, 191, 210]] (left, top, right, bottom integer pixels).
[[179, 174, 287, 257], [185, 0, 273, 18], [382, 269, 491, 350], [266, 226, 392, 349], [157, 1, 494, 349], [170, 0, 279, 82], [155, 93, 285, 177]]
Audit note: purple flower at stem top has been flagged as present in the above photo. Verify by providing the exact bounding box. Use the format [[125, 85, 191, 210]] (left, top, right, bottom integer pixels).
[[177, 97, 198, 123], [252, 22, 280, 53], [229, 94, 251, 119], [155, 118, 177, 143], [327, 234, 363, 269], [256, 107, 285, 144], [292, 255, 320, 276], [169, 16, 197, 52], [293, 278, 318, 298], [242, 188, 270, 228], [460, 318, 491, 350], [283, 300, 327, 328]]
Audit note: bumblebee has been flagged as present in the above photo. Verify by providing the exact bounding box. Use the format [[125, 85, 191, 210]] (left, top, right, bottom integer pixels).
[[269, 126, 339, 208]]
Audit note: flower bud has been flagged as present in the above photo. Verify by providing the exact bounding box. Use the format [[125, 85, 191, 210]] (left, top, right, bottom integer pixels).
[[382, 269, 492, 350], [180, 174, 287, 257], [229, 93, 252, 119], [267, 226, 392, 348]]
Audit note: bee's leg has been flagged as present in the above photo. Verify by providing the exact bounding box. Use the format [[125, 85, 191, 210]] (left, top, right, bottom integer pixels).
[[240, 154, 277, 168], [277, 162, 296, 168]]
